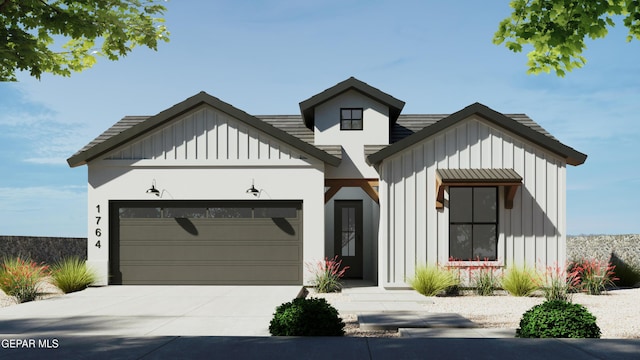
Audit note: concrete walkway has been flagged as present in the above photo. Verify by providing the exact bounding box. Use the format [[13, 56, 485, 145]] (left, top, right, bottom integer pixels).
[[1, 285, 639, 359], [0, 286, 303, 337], [321, 284, 517, 338]]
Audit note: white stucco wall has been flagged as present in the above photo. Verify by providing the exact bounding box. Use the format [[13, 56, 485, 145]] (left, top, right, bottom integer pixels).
[[86, 105, 328, 285], [313, 90, 389, 179], [88, 163, 326, 286], [379, 116, 567, 287]]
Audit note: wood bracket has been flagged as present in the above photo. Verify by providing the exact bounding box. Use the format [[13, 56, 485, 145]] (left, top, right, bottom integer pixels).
[[325, 179, 379, 204]]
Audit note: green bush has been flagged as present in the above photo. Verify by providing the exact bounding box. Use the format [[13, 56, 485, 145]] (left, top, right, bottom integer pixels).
[[501, 266, 540, 297], [0, 257, 49, 303], [269, 297, 345, 336], [50, 257, 97, 294], [516, 300, 601, 338], [409, 265, 459, 297]]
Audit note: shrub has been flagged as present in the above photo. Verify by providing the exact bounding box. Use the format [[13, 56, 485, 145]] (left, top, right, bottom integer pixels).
[[306, 256, 349, 293], [50, 257, 97, 294], [569, 258, 618, 295], [501, 266, 540, 297], [542, 263, 579, 302], [269, 297, 345, 336], [409, 265, 459, 297], [516, 300, 601, 338], [469, 262, 500, 296], [0, 257, 49, 303]]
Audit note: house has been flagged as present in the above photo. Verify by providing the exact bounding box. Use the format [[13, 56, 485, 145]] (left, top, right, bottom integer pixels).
[[67, 77, 587, 287]]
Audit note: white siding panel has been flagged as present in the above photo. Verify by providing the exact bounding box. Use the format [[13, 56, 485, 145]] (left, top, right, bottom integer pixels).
[[194, 110, 206, 160], [546, 159, 559, 263], [558, 164, 567, 265], [479, 123, 491, 167], [522, 145, 535, 267], [458, 125, 469, 168], [512, 140, 525, 266], [404, 151, 416, 278], [106, 106, 304, 163], [535, 151, 547, 265], [468, 120, 481, 167], [425, 139, 438, 265], [492, 129, 503, 167], [446, 129, 458, 168], [380, 117, 568, 286], [414, 145, 427, 266], [227, 119, 240, 160], [393, 156, 405, 282]]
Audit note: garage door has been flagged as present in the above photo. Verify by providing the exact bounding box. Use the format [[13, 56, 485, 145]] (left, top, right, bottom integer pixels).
[[109, 200, 302, 285]]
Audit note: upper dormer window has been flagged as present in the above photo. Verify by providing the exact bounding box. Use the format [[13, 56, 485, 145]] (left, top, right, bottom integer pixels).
[[340, 108, 363, 130]]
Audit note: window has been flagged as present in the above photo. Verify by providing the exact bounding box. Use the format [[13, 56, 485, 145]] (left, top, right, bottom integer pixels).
[[340, 108, 363, 130], [449, 187, 497, 261]]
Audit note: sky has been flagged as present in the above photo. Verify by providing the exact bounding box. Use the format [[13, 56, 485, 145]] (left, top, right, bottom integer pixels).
[[1, 1, 639, 237]]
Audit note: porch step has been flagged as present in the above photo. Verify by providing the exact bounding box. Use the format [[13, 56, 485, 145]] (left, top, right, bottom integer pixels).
[[357, 311, 478, 331]]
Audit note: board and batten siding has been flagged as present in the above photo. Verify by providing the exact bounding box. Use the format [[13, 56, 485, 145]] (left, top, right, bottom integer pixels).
[[107, 106, 301, 162], [379, 116, 567, 287]]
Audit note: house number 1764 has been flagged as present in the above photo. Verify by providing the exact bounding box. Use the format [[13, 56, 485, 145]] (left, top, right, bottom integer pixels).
[[95, 204, 102, 248]]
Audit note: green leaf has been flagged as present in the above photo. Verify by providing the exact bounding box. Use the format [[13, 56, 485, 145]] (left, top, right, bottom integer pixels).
[[0, 0, 170, 81], [495, 0, 636, 76]]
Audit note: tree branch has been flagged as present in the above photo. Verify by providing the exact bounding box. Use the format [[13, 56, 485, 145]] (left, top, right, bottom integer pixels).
[[0, 0, 10, 13], [39, 0, 61, 14]]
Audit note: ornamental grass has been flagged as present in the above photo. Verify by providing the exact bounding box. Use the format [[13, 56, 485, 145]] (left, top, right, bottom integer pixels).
[[0, 257, 49, 303], [50, 257, 97, 294]]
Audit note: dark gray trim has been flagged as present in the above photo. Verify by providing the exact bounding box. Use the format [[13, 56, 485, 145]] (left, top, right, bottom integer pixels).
[[340, 107, 363, 131], [437, 168, 522, 183], [67, 92, 341, 168], [367, 102, 587, 166], [299, 77, 405, 129]]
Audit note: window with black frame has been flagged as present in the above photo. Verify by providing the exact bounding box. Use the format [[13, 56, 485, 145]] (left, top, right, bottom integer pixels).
[[340, 108, 363, 130], [449, 187, 498, 261]]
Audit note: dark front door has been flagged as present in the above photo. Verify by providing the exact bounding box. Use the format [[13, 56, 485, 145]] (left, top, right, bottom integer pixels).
[[334, 200, 363, 278]]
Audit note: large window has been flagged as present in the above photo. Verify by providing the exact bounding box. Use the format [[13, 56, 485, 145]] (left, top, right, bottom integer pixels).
[[449, 187, 497, 261], [340, 108, 363, 130]]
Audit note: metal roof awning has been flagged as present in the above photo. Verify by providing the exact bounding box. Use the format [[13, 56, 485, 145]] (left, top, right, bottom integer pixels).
[[436, 169, 523, 209]]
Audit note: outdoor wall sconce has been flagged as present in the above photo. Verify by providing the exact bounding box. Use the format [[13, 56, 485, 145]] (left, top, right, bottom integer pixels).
[[246, 179, 260, 197], [146, 179, 160, 197]]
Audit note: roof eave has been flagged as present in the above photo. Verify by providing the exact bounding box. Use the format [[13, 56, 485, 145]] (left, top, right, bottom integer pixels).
[[68, 92, 341, 168], [367, 102, 587, 167], [299, 77, 405, 129]]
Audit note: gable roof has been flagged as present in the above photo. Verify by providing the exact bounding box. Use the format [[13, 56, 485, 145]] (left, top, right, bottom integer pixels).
[[367, 102, 587, 166], [299, 77, 406, 129], [67, 92, 342, 168]]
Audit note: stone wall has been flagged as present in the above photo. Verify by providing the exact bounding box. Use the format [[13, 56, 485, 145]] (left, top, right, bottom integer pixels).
[[1, 234, 638, 269], [567, 235, 640, 266], [0, 236, 87, 265]]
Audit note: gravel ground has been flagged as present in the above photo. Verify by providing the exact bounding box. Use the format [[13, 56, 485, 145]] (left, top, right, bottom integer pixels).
[[314, 288, 640, 339], [427, 288, 640, 339], [0, 279, 63, 308]]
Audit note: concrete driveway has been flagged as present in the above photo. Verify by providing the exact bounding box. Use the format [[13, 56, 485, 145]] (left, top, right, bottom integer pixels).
[[0, 286, 303, 337]]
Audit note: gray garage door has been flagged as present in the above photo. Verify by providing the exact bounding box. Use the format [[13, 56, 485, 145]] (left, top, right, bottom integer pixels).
[[109, 200, 302, 285]]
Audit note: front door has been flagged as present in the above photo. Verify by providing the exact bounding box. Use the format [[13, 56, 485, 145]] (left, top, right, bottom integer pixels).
[[334, 200, 363, 278]]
